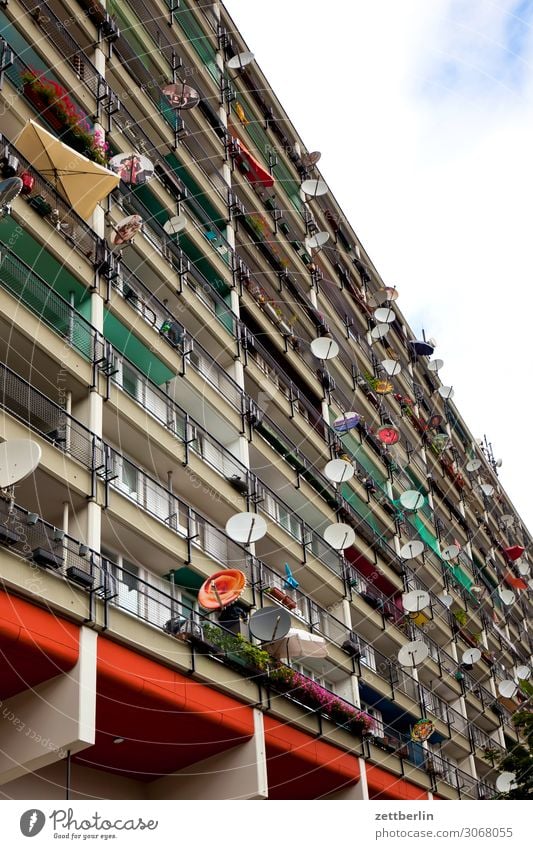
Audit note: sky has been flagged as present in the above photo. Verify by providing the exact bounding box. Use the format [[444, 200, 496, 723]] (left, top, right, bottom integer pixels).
[[224, 0, 533, 533]]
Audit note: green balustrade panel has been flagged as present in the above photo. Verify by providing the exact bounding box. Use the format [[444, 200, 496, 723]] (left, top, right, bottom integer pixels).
[[101, 310, 174, 386], [165, 154, 225, 227], [340, 484, 386, 540], [169, 0, 219, 81]]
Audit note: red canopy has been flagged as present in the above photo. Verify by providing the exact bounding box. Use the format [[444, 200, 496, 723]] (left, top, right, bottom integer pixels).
[[232, 136, 274, 188], [504, 571, 528, 590], [503, 545, 525, 561]]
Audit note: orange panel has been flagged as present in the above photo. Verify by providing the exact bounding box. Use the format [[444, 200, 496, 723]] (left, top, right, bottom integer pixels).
[[367, 764, 429, 800]]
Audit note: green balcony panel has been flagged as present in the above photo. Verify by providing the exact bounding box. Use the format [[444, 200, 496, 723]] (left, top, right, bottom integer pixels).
[[168, 0, 219, 81], [101, 311, 174, 385], [165, 154, 225, 227]]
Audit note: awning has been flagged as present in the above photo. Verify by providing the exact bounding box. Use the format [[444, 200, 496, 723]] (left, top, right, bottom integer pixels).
[[16, 120, 119, 220], [232, 135, 274, 188], [504, 571, 528, 591], [269, 628, 327, 661]]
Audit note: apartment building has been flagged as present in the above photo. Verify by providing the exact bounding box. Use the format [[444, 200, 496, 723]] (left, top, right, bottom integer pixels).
[[0, 0, 531, 800]]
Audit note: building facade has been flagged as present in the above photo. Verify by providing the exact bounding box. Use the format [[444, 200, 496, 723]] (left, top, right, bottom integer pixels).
[[0, 0, 531, 800]]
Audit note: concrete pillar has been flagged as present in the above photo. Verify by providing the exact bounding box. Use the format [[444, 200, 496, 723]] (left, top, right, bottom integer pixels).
[[0, 628, 97, 785]]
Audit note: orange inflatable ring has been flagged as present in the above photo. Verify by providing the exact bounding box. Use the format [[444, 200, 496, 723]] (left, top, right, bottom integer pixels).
[[198, 569, 247, 610]]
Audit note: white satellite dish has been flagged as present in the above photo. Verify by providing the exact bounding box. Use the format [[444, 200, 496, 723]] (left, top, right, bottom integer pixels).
[[225, 512, 267, 544], [0, 439, 42, 488], [371, 286, 398, 305], [428, 359, 444, 372], [438, 593, 454, 608], [301, 179, 328, 198], [480, 483, 494, 497], [498, 587, 515, 606], [370, 323, 390, 340], [462, 648, 482, 665], [164, 214, 187, 235], [496, 772, 517, 793], [381, 358, 402, 376], [500, 513, 514, 527], [518, 562, 530, 576], [515, 665, 530, 680], [324, 458, 354, 483], [529, 578, 533, 591], [498, 680, 518, 699], [441, 544, 460, 561], [402, 590, 430, 612], [323, 522, 355, 550], [397, 640, 429, 668], [438, 386, 454, 400], [374, 307, 395, 324], [466, 459, 482, 472], [310, 337, 339, 360], [399, 490, 425, 511], [305, 231, 330, 250], [400, 540, 425, 560], [227, 51, 255, 69]]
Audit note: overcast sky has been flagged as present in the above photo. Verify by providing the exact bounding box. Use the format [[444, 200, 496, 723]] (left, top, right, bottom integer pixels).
[[224, 0, 533, 534]]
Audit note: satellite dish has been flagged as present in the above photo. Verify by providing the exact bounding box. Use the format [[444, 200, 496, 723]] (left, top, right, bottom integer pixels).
[[498, 680, 518, 699], [323, 522, 355, 550], [427, 414, 443, 428], [381, 359, 402, 376], [438, 386, 454, 400], [0, 439, 42, 488], [310, 337, 339, 360], [480, 483, 494, 497], [301, 179, 328, 198], [249, 607, 291, 642], [227, 50, 255, 69], [370, 323, 390, 340], [374, 379, 393, 395], [374, 307, 395, 324], [372, 287, 398, 305], [0, 176, 23, 215], [301, 150, 321, 168], [225, 512, 267, 544], [518, 562, 530, 576], [496, 772, 517, 793], [466, 459, 482, 472], [305, 231, 330, 250], [399, 490, 425, 511], [515, 665, 531, 680], [500, 514, 514, 528], [528, 578, 533, 591], [428, 359, 444, 372], [111, 214, 142, 246], [110, 153, 155, 185], [438, 593, 454, 608], [462, 648, 482, 665], [400, 540, 425, 559], [402, 590, 430, 612], [397, 640, 429, 668], [441, 544, 460, 561], [164, 213, 187, 235], [324, 458, 354, 483], [409, 339, 435, 356], [377, 425, 400, 445], [332, 412, 361, 433], [498, 588, 515, 606], [198, 569, 247, 610], [162, 82, 200, 109]]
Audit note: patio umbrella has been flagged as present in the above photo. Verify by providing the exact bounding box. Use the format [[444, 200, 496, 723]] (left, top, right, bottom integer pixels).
[[15, 120, 119, 220], [269, 628, 327, 661]]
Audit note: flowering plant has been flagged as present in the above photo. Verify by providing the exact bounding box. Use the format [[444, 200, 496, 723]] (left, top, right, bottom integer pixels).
[[21, 68, 109, 165]]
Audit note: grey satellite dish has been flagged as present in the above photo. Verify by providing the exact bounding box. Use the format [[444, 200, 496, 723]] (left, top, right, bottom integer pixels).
[[399, 490, 425, 511], [498, 587, 515, 606], [323, 522, 355, 550], [249, 607, 291, 642], [496, 772, 516, 793], [301, 179, 328, 198], [498, 680, 517, 699], [515, 664, 530, 680], [518, 562, 530, 576], [438, 593, 454, 608], [402, 590, 430, 612], [0, 439, 42, 488], [227, 50, 255, 69], [462, 648, 482, 665], [428, 359, 444, 372], [500, 513, 514, 528], [324, 458, 354, 483], [0, 176, 23, 217], [441, 544, 460, 561], [466, 458, 482, 472], [374, 307, 395, 324], [381, 358, 402, 376], [164, 214, 187, 235], [438, 386, 454, 400], [302, 151, 321, 168], [400, 540, 425, 559], [480, 483, 494, 497], [397, 640, 429, 668], [310, 337, 339, 360], [305, 231, 330, 250], [225, 512, 267, 544], [370, 323, 390, 340]]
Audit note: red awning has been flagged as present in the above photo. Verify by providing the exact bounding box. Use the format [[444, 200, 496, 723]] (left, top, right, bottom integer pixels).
[[504, 571, 528, 590], [232, 135, 274, 188]]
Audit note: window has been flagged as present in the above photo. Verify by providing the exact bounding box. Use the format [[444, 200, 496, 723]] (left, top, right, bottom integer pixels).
[[360, 643, 376, 671], [361, 704, 384, 736]]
